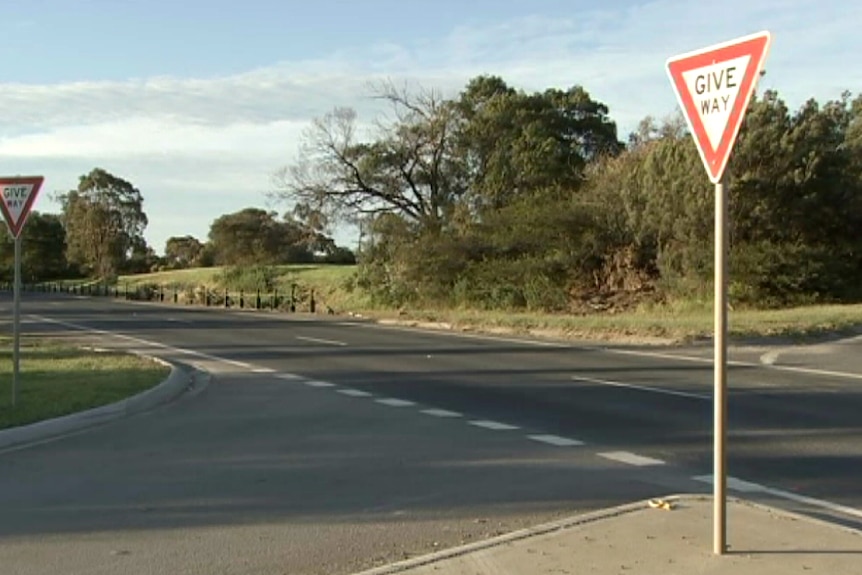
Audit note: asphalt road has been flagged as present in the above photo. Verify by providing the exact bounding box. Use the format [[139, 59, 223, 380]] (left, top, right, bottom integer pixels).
[[1, 293, 860, 573]]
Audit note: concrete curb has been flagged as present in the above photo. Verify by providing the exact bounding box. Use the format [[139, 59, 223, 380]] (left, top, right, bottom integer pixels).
[[0, 358, 192, 451], [352, 494, 862, 575], [352, 497, 651, 575]]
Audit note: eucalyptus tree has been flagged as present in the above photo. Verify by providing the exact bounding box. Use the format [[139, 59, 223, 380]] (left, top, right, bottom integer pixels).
[[58, 168, 148, 280]]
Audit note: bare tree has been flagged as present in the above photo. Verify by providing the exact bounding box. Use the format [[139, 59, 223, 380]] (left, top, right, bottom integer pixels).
[[271, 80, 466, 233]]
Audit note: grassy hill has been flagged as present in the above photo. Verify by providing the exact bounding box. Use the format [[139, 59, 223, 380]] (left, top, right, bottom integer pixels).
[[99, 264, 862, 345], [117, 264, 370, 313]]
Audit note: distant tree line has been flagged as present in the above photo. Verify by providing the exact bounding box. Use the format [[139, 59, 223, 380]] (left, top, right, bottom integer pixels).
[[272, 77, 862, 310], [0, 168, 355, 284]]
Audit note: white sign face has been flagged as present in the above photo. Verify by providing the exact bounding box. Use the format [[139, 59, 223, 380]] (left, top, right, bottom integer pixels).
[[1, 183, 36, 226], [0, 176, 43, 238], [680, 55, 751, 152], [666, 31, 772, 183]]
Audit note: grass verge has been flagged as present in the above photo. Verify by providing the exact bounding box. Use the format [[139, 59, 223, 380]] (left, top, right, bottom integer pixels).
[[0, 335, 172, 430], [357, 303, 862, 345], [67, 265, 862, 344]]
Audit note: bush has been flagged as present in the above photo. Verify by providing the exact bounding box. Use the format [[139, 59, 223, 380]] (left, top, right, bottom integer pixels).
[[217, 265, 277, 292], [320, 247, 357, 265], [730, 241, 862, 308], [126, 283, 160, 301]]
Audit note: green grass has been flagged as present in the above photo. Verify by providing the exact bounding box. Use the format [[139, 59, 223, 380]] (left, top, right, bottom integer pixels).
[[373, 303, 862, 344], [119, 266, 225, 288], [116, 264, 368, 311], [102, 265, 862, 343], [0, 335, 172, 430]]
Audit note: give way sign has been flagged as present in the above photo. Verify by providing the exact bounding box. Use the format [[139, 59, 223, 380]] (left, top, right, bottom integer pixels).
[[666, 31, 772, 183], [0, 176, 44, 238]]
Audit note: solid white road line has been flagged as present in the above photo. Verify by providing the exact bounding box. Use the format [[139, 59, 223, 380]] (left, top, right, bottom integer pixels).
[[769, 364, 862, 381], [572, 374, 709, 400], [30, 315, 254, 369], [528, 434, 585, 447], [305, 380, 336, 388], [375, 398, 417, 407], [693, 475, 862, 520], [598, 451, 666, 466], [296, 336, 348, 347], [337, 389, 373, 397], [345, 320, 568, 348], [468, 420, 520, 431], [692, 474, 764, 493], [421, 409, 462, 418], [605, 347, 862, 382]]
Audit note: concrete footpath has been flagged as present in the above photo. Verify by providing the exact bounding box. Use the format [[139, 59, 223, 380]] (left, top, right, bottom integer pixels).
[[356, 495, 862, 575]]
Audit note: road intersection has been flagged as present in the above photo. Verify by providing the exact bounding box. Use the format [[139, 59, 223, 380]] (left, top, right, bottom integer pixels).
[[1, 294, 860, 573]]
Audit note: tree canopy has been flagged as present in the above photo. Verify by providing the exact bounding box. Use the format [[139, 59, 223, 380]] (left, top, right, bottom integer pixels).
[[58, 168, 149, 280], [207, 207, 320, 266], [5, 75, 861, 314], [274, 75, 862, 310]]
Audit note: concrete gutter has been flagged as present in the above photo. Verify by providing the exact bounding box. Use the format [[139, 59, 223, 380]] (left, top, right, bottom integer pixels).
[[0, 358, 192, 451]]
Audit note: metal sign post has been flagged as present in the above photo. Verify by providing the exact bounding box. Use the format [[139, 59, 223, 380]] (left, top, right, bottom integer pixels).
[[666, 32, 771, 554], [714, 175, 728, 553], [12, 235, 22, 406], [0, 175, 45, 407]]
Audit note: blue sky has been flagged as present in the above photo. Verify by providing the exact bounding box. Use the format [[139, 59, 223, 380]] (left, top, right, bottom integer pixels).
[[2, 0, 860, 253]]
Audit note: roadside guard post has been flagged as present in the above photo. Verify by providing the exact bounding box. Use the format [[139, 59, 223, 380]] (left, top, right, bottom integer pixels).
[[0, 176, 45, 407], [666, 31, 772, 555]]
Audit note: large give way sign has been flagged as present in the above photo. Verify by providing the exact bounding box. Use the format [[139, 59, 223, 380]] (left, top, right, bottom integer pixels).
[[666, 31, 772, 183], [0, 176, 44, 238]]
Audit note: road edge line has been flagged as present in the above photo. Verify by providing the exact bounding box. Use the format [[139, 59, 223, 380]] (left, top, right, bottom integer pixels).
[[0, 361, 192, 452]]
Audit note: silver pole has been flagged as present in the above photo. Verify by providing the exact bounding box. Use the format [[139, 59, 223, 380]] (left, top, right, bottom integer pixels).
[[714, 176, 728, 555], [12, 234, 21, 407]]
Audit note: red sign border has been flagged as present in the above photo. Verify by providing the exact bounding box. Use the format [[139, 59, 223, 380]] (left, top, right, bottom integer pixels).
[[666, 31, 772, 183], [0, 176, 44, 238]]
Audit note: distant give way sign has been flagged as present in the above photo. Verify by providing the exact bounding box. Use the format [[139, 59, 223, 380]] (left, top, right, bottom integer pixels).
[[666, 31, 772, 183], [0, 176, 44, 238]]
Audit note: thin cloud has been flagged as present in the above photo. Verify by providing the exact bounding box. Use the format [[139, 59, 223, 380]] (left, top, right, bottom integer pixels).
[[1, 0, 859, 253]]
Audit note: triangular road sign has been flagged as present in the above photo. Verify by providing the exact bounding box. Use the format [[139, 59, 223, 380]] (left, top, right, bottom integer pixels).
[[0, 176, 44, 238], [666, 31, 772, 183]]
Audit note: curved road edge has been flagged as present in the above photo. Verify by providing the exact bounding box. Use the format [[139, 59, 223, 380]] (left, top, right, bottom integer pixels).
[[0, 359, 195, 452]]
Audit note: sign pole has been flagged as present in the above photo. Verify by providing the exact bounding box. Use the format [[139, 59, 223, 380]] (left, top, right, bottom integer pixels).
[[665, 31, 771, 556], [714, 175, 728, 555], [1, 175, 44, 407], [12, 235, 22, 406]]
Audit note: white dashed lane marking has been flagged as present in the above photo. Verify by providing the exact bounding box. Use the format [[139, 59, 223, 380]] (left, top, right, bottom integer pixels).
[[252, 367, 276, 374], [469, 420, 520, 431], [31, 315, 862, 524], [528, 434, 585, 447], [337, 389, 373, 398], [598, 451, 666, 467], [296, 336, 347, 347], [421, 409, 462, 418], [376, 398, 417, 407], [305, 380, 336, 388]]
